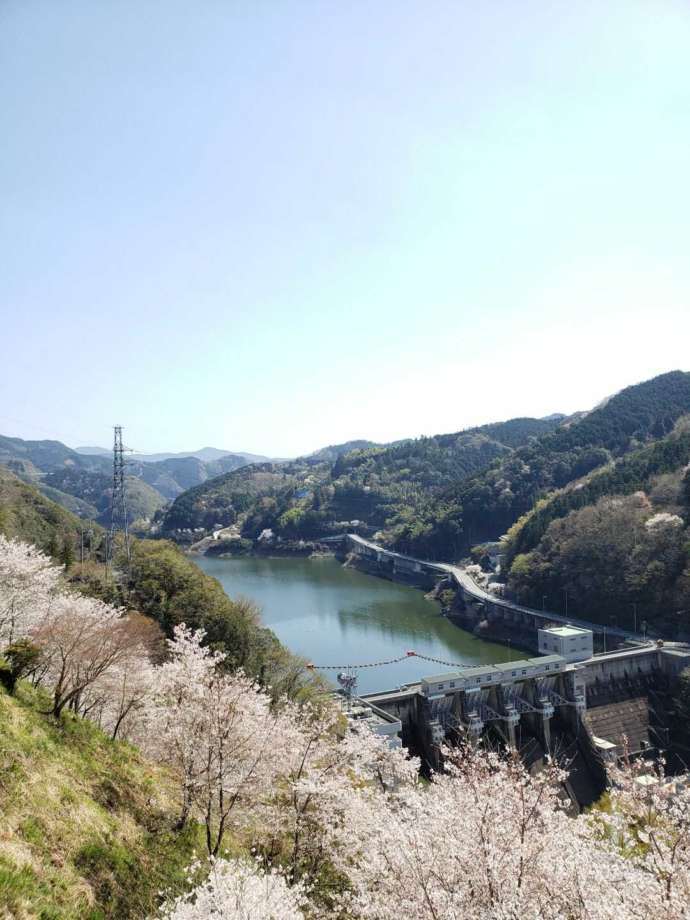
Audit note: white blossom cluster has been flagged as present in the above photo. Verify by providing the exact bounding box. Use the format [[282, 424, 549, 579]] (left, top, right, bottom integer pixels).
[[159, 743, 690, 919], [0, 535, 158, 725], [0, 534, 62, 645], [160, 858, 308, 920], [645, 512, 685, 531], [151, 633, 690, 919], [4, 536, 690, 919]]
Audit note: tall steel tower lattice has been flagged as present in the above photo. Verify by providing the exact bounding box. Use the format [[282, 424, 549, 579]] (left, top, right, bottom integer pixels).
[[107, 425, 131, 566]]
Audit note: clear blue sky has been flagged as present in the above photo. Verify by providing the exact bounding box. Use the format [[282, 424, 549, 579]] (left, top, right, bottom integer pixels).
[[2, 1, 689, 457]]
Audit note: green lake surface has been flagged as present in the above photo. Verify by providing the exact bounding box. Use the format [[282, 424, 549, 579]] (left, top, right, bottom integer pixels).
[[194, 554, 521, 694]]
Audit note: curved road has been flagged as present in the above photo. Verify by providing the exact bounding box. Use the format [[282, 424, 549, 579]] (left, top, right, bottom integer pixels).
[[345, 534, 650, 646]]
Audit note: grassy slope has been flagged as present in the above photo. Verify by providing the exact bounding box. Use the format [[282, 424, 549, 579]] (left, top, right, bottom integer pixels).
[[0, 685, 204, 920], [0, 470, 316, 917]]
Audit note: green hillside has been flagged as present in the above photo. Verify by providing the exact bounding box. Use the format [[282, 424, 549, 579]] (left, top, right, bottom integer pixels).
[[504, 422, 690, 568], [0, 467, 89, 551], [415, 370, 690, 559], [501, 422, 690, 634], [0, 684, 203, 919], [36, 483, 99, 519], [120, 477, 167, 526], [161, 416, 563, 547], [162, 464, 298, 533], [0, 466, 162, 552]]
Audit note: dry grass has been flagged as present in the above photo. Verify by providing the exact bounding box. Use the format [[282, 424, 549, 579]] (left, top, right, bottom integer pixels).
[[0, 684, 204, 919]]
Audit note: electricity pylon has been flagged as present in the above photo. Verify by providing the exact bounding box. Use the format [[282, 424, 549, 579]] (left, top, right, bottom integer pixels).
[[106, 425, 131, 568]]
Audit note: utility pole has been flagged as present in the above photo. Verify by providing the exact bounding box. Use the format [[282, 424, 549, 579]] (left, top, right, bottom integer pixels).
[[631, 602, 637, 634], [106, 425, 131, 571]]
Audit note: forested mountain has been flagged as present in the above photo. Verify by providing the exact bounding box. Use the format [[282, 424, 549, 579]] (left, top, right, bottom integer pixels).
[[420, 371, 690, 552], [160, 415, 565, 544], [161, 464, 298, 533], [42, 468, 166, 526], [412, 370, 690, 559], [0, 435, 262, 528], [502, 421, 690, 635], [307, 439, 380, 461]]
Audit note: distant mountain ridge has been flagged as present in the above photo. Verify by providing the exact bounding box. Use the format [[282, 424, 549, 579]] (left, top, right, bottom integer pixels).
[[72, 445, 111, 457], [0, 435, 267, 528], [75, 445, 270, 464], [306, 440, 380, 462]]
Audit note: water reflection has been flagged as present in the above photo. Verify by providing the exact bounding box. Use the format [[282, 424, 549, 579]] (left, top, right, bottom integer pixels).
[[194, 555, 519, 694]]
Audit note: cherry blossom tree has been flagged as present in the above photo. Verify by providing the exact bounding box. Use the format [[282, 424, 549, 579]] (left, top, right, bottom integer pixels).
[[33, 596, 158, 718], [250, 701, 418, 899], [334, 745, 667, 920], [599, 754, 690, 912], [144, 625, 223, 830], [170, 739, 685, 919], [197, 668, 283, 856], [84, 649, 158, 740], [146, 624, 290, 854], [160, 857, 308, 920], [0, 536, 62, 648]]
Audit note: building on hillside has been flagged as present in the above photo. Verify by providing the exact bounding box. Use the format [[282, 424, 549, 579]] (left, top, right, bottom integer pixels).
[[538, 625, 593, 663]]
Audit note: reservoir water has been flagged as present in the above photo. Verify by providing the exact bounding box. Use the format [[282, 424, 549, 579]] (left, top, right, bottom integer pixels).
[[194, 554, 520, 694]]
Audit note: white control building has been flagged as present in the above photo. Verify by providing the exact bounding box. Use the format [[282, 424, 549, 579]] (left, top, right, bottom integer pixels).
[[538, 625, 593, 663]]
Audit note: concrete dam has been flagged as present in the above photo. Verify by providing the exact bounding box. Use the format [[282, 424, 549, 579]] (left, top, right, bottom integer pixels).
[[326, 534, 690, 808]]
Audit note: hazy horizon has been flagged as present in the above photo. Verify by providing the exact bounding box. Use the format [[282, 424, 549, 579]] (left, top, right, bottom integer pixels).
[[3, 2, 690, 455], [1, 366, 684, 459]]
